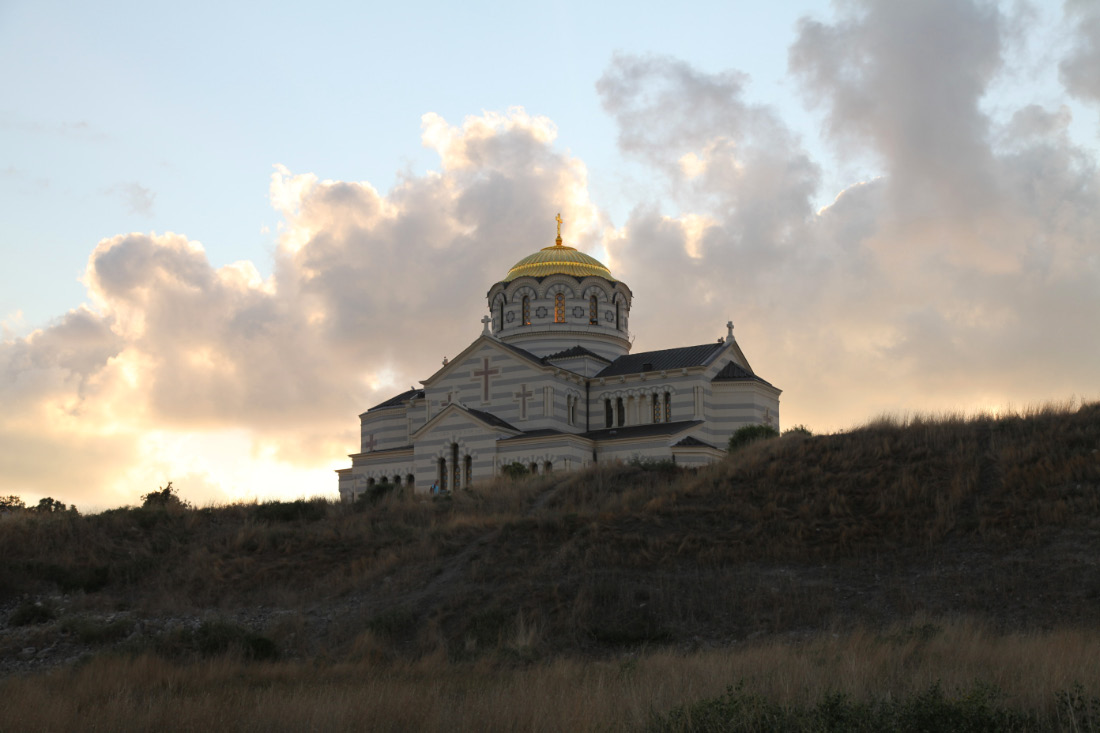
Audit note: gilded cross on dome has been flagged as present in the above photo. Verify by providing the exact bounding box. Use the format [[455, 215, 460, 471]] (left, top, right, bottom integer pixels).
[[555, 212, 563, 246]]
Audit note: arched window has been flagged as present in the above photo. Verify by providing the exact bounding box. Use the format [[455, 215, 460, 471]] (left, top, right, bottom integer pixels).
[[617, 398, 625, 427], [605, 398, 613, 428], [570, 397, 578, 426], [589, 295, 598, 325], [664, 391, 672, 422], [543, 461, 552, 474], [522, 296, 531, 326], [464, 455, 472, 486], [438, 457, 447, 490], [529, 462, 538, 475], [554, 292, 565, 322], [615, 301, 621, 329], [498, 299, 504, 331], [652, 394, 662, 423], [406, 473, 415, 487]]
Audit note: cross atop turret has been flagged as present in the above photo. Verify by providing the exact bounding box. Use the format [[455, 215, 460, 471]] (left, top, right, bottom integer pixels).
[[726, 320, 735, 342]]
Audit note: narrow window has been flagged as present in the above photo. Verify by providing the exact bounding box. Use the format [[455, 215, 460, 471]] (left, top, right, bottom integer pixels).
[[543, 461, 552, 474], [615, 302, 621, 329], [589, 295, 598, 325], [451, 443, 460, 489], [652, 394, 661, 423], [605, 398, 613, 428], [529, 462, 538, 475], [522, 296, 531, 326], [438, 458, 447, 490], [464, 455, 472, 486], [616, 398, 625, 426], [664, 391, 671, 422], [498, 299, 504, 330], [554, 292, 565, 322], [406, 473, 414, 486]]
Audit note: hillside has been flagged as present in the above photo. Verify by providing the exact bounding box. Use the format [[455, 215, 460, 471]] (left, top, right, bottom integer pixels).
[[3, 402, 1099, 678]]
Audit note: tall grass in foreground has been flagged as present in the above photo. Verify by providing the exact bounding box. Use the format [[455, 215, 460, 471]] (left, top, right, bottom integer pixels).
[[2, 618, 1098, 732]]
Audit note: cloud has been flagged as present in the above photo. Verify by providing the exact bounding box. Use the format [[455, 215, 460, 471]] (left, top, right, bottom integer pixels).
[[107, 182, 156, 215], [597, 1, 1100, 428], [1, 109, 606, 509], [1060, 1, 1100, 106]]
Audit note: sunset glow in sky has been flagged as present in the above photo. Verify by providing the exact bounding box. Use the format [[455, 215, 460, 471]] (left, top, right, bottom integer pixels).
[[2, 1, 1099, 510]]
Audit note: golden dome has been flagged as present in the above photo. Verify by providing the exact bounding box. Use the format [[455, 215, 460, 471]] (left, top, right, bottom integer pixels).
[[502, 243, 616, 282]]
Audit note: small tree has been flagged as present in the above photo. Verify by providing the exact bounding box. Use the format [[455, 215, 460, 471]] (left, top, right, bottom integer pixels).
[[141, 481, 189, 509], [783, 424, 813, 437], [34, 497, 69, 513], [0, 495, 25, 512], [727, 424, 779, 452]]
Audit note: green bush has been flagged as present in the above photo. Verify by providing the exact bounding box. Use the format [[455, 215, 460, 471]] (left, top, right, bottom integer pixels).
[[365, 481, 398, 504], [156, 620, 278, 661], [500, 462, 530, 479], [783, 424, 813, 437], [10, 601, 57, 626], [628, 457, 681, 476], [727, 424, 779, 452]]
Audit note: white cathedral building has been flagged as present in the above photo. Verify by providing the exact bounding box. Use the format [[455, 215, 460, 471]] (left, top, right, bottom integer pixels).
[[337, 218, 781, 500]]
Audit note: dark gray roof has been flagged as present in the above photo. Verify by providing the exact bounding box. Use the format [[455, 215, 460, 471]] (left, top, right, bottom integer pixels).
[[543, 345, 611, 362], [499, 428, 570, 441], [597, 343, 726, 378], [357, 444, 414, 456], [466, 407, 519, 432], [712, 360, 774, 387], [582, 420, 703, 441], [672, 435, 717, 449], [493, 340, 546, 366], [365, 388, 424, 413]]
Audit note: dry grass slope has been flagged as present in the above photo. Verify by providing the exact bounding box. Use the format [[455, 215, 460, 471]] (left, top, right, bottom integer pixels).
[[2, 401, 1099, 729]]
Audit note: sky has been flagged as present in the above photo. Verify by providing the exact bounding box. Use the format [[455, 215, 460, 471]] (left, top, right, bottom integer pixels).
[[2, 0, 1098, 511]]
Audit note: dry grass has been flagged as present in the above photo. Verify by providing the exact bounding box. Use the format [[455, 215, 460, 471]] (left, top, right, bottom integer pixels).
[[1, 618, 1098, 731]]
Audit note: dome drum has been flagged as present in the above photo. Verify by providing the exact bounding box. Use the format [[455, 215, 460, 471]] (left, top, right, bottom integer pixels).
[[487, 222, 633, 360]]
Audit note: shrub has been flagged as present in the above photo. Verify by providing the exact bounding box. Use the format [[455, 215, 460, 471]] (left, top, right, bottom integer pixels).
[[141, 482, 189, 510], [10, 601, 57, 626], [500, 462, 530, 479], [34, 497, 75, 514], [1, 495, 25, 511], [727, 424, 779, 452], [253, 499, 327, 523], [364, 481, 397, 504], [783, 424, 813, 437], [628, 456, 680, 473]]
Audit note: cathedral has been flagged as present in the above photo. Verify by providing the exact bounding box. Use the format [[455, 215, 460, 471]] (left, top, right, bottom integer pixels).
[[337, 217, 781, 500]]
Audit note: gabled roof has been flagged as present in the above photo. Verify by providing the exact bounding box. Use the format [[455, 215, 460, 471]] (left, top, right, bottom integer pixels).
[[582, 419, 704, 441], [365, 388, 424, 414], [410, 402, 521, 440], [543, 345, 611, 363], [597, 342, 727, 378], [712, 360, 774, 387], [465, 407, 519, 432], [672, 435, 717, 449], [421, 336, 547, 388]]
